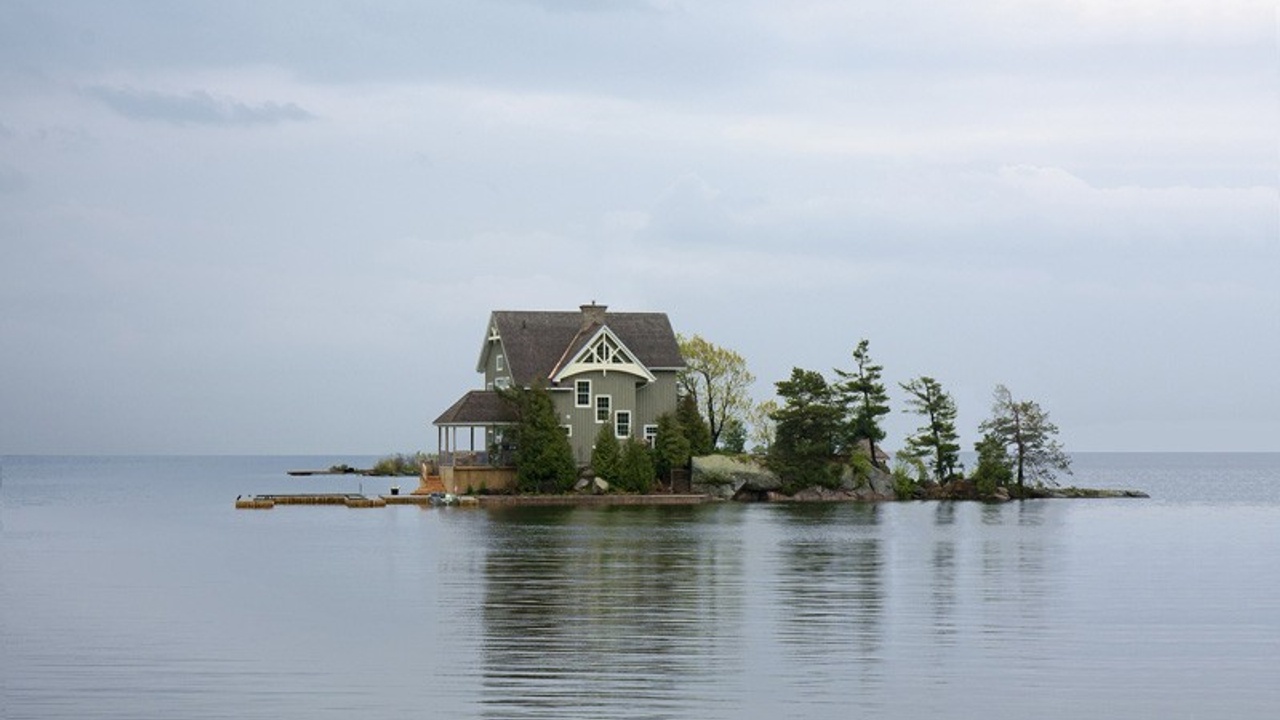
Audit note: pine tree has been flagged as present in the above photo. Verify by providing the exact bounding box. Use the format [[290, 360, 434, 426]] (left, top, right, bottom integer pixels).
[[978, 385, 1072, 492], [900, 376, 961, 483], [768, 367, 843, 491], [676, 393, 713, 457], [972, 431, 1013, 496], [591, 422, 621, 483], [653, 412, 691, 484], [616, 437, 655, 493], [500, 382, 577, 493], [834, 339, 891, 467]]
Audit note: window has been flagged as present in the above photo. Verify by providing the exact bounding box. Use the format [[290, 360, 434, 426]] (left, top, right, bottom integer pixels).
[[615, 410, 631, 439], [494, 377, 511, 390], [575, 380, 591, 408], [643, 424, 658, 447], [496, 353, 504, 371], [596, 395, 611, 423], [561, 424, 572, 438]]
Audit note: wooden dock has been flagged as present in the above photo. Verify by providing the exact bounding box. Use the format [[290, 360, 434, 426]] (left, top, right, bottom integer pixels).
[[235, 492, 712, 509], [234, 493, 432, 509]]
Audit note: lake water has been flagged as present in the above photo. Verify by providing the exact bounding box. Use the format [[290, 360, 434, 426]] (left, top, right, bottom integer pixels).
[[3, 454, 1278, 719]]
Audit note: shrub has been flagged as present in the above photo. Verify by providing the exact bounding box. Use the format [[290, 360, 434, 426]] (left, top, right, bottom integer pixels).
[[849, 452, 875, 489], [615, 438, 656, 494], [891, 451, 927, 500], [369, 453, 428, 476]]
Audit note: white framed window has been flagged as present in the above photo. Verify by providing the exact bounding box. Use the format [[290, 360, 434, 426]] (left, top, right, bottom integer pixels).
[[596, 395, 611, 423], [561, 424, 572, 437], [575, 380, 591, 408], [494, 377, 511, 390], [496, 353, 504, 371], [615, 410, 632, 439], [643, 424, 658, 447]]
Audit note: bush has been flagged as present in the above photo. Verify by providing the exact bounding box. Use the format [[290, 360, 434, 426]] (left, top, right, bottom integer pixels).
[[849, 452, 875, 489], [369, 453, 428, 476], [891, 451, 926, 500]]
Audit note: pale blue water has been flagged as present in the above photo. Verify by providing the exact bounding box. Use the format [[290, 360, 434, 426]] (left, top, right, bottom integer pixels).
[[2, 454, 1278, 719]]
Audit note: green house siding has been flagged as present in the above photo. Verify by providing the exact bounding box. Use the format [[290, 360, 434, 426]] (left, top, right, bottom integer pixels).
[[549, 370, 679, 465]]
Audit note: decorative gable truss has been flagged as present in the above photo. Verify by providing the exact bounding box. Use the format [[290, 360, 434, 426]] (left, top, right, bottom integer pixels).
[[551, 327, 656, 383]]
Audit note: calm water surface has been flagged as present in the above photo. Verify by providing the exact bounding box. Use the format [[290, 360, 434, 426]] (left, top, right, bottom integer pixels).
[[3, 454, 1278, 719]]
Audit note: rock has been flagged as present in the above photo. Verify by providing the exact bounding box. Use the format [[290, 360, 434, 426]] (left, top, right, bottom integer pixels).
[[842, 465, 895, 500], [691, 455, 782, 499]]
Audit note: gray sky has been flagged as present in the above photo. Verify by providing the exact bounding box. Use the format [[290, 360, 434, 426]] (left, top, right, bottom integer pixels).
[[2, 0, 1276, 455]]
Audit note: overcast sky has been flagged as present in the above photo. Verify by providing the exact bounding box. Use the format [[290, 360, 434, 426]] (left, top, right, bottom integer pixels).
[[1, 0, 1276, 455]]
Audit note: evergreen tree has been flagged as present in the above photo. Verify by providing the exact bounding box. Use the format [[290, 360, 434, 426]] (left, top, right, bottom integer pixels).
[[900, 376, 961, 483], [500, 382, 577, 493], [978, 385, 1072, 492], [616, 437, 656, 493], [767, 368, 843, 491], [834, 339, 891, 467], [972, 431, 1013, 496], [676, 393, 713, 457], [720, 417, 747, 454], [653, 412, 691, 484], [590, 422, 621, 483]]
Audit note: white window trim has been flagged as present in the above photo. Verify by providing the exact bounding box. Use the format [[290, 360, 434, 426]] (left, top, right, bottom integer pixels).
[[496, 353, 504, 371], [615, 410, 632, 439], [595, 395, 611, 423], [494, 377, 511, 390], [561, 424, 572, 438], [643, 424, 658, 447], [575, 379, 592, 408]]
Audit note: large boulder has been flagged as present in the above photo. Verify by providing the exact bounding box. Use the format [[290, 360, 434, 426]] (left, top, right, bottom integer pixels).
[[690, 455, 782, 499], [691, 455, 897, 501], [842, 464, 896, 501]]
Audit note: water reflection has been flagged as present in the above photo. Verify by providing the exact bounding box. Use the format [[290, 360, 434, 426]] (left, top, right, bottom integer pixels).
[[771, 504, 885, 714], [477, 506, 745, 719]]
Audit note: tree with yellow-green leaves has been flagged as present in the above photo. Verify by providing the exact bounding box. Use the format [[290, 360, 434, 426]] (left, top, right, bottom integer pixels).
[[677, 333, 756, 451]]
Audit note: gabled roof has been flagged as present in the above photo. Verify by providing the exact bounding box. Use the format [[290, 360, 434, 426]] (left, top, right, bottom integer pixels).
[[549, 324, 656, 383], [479, 308, 684, 386], [433, 390, 519, 426]]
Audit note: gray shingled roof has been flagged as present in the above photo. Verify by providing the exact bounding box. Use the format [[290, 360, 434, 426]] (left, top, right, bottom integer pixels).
[[433, 390, 519, 426], [489, 310, 684, 387]]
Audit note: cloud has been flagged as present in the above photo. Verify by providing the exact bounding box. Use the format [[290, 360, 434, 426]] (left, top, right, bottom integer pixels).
[[85, 85, 315, 126], [0, 163, 28, 193]]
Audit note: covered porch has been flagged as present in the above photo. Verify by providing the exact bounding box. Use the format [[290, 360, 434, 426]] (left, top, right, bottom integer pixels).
[[432, 390, 519, 494]]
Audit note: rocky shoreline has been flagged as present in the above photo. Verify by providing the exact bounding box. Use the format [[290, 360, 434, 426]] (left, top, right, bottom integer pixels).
[[691, 455, 1148, 502]]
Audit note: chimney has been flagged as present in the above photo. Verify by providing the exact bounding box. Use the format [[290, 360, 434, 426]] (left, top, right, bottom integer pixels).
[[580, 301, 608, 328]]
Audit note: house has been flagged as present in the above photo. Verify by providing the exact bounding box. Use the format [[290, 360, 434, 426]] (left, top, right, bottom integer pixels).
[[431, 303, 684, 492]]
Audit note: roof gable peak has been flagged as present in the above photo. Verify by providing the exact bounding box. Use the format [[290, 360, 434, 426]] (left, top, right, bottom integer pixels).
[[550, 325, 656, 383]]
